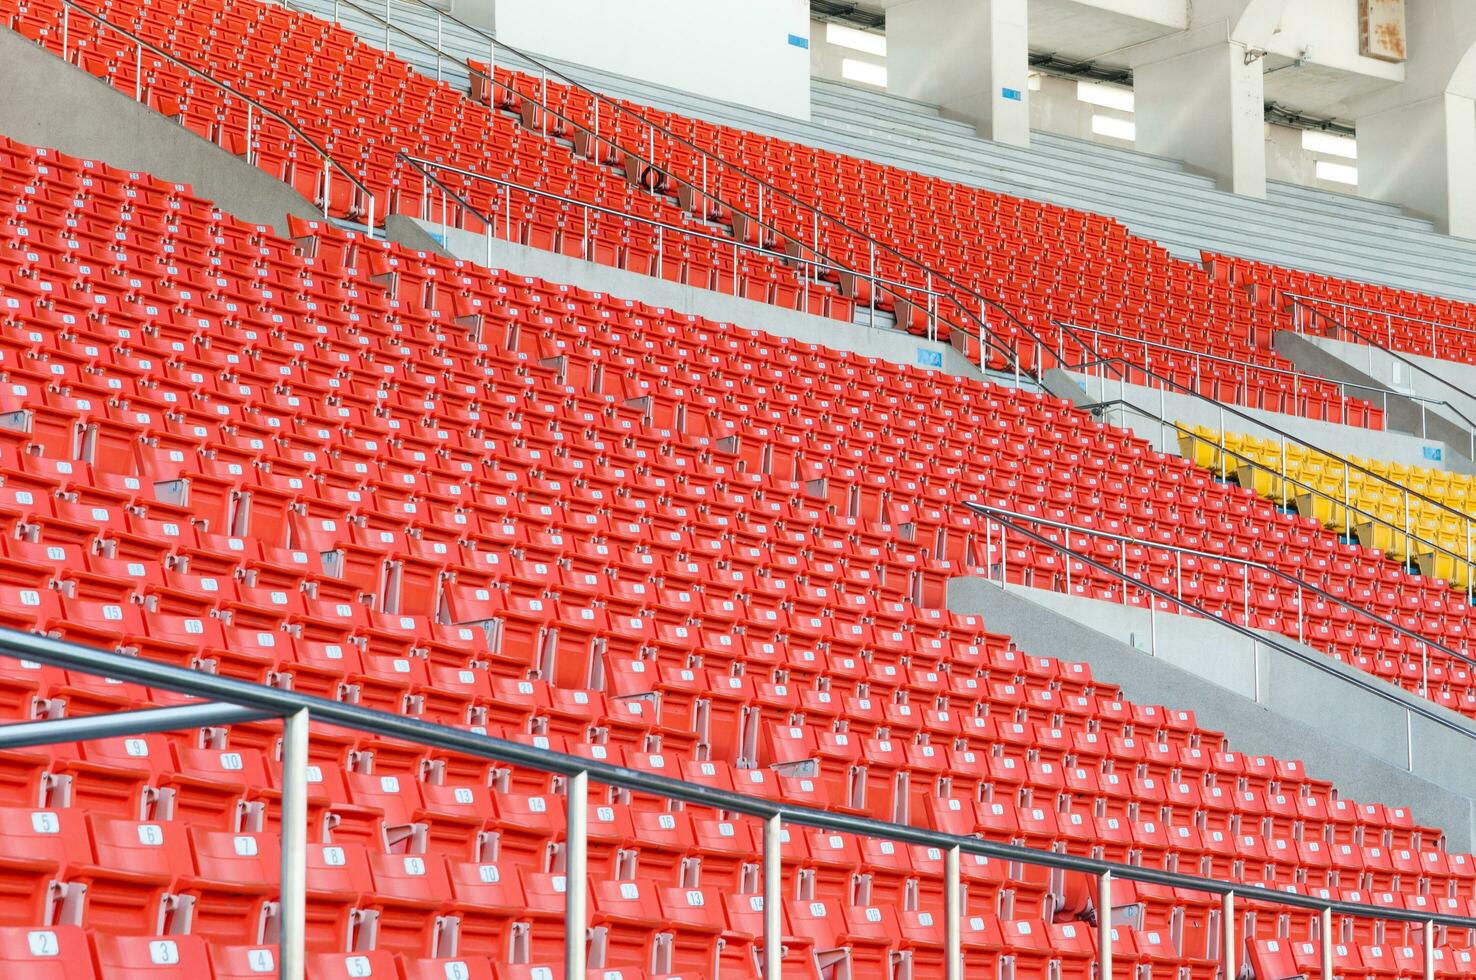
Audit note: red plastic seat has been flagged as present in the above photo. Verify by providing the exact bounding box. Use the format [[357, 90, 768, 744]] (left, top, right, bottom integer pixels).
[[0, 925, 97, 979]]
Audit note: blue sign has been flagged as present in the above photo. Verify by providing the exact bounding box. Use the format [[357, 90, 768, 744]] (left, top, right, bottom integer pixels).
[[1424, 446, 1443, 461], [1001, 87, 1023, 101], [788, 34, 809, 49], [917, 348, 944, 369]]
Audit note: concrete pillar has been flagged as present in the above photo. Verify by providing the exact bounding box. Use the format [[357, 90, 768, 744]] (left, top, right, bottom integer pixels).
[[885, 0, 1030, 146], [1357, 94, 1476, 238], [1347, 0, 1476, 240], [1132, 28, 1267, 197]]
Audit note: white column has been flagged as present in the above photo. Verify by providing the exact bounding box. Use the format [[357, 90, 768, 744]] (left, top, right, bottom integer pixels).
[[1358, 93, 1476, 239], [1132, 27, 1267, 197], [1347, 0, 1476, 240], [885, 0, 1030, 146]]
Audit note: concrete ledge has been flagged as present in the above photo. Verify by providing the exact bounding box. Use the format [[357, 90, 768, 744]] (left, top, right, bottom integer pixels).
[[0, 26, 321, 235], [1275, 331, 1476, 469], [418, 218, 985, 381], [948, 577, 1476, 849], [384, 213, 454, 258]]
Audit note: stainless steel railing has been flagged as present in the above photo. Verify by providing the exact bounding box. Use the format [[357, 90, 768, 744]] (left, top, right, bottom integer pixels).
[[967, 503, 1476, 768], [1083, 397, 1476, 604], [0, 624, 1470, 980], [400, 153, 980, 346], [32, 0, 377, 232], [1061, 348, 1476, 585]]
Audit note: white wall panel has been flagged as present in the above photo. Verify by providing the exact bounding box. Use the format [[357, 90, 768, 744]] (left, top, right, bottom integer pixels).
[[496, 0, 812, 119]]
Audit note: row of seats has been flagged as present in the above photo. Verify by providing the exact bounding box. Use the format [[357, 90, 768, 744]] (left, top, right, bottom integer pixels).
[[1179, 427, 1476, 588], [0, 0, 1387, 428], [0, 133, 1463, 979], [1208, 253, 1476, 368]]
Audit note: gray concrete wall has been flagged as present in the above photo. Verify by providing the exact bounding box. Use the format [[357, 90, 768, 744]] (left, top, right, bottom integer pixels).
[[1275, 331, 1476, 473], [1284, 332, 1476, 462], [1049, 367, 1463, 470], [421, 218, 985, 381], [0, 27, 321, 236], [384, 213, 453, 258], [949, 576, 1476, 849]]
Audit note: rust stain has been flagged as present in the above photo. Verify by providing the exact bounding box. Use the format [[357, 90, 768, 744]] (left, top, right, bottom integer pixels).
[[1360, 0, 1406, 63], [1374, 22, 1405, 60]]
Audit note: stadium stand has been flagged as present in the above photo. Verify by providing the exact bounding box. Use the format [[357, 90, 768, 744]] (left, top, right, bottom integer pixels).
[[0, 130, 1470, 976], [7, 0, 1476, 976], [0, 0, 1391, 430]]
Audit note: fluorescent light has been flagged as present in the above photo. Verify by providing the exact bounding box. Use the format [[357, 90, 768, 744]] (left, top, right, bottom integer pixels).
[[1301, 129, 1357, 159], [1077, 80, 1134, 113], [1091, 114, 1136, 141], [1315, 160, 1358, 185], [826, 22, 886, 57], [841, 58, 888, 87]]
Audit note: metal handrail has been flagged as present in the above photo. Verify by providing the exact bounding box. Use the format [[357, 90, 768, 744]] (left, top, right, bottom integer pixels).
[[1083, 397, 1476, 602], [316, 0, 1033, 373], [1286, 295, 1476, 440], [1069, 323, 1471, 424], [297, 0, 1115, 386], [398, 152, 1023, 377], [399, 153, 986, 337], [1, 623, 1474, 967], [401, 162, 1476, 674], [1061, 343, 1476, 541], [976, 501, 1476, 692], [967, 503, 1476, 748], [1288, 291, 1476, 350], [48, 0, 377, 233]]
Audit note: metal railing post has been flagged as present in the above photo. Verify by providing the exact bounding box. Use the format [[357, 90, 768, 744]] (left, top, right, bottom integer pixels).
[[1222, 891, 1236, 980], [1098, 870, 1113, 980], [279, 708, 309, 980], [1321, 906, 1334, 980], [983, 518, 993, 583], [565, 770, 589, 977], [1425, 919, 1435, 980], [945, 844, 962, 980], [868, 241, 876, 329], [765, 813, 783, 979], [1121, 548, 1129, 606]]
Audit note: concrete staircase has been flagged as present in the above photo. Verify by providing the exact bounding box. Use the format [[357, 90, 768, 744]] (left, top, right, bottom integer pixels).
[[288, 0, 1476, 303]]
